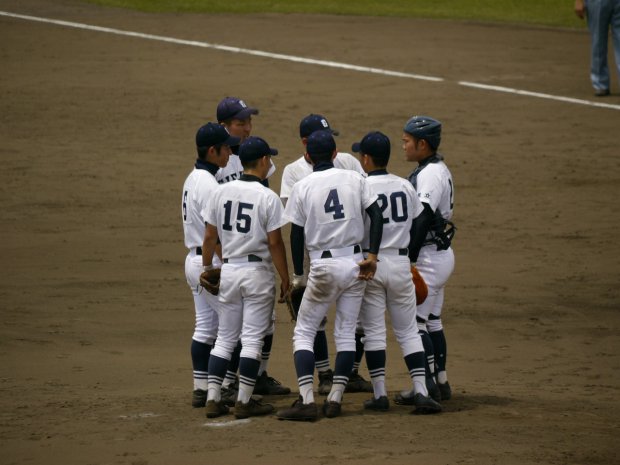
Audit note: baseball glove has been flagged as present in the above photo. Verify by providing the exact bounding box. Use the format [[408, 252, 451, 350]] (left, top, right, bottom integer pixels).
[[199, 268, 221, 296], [411, 265, 428, 305], [285, 286, 306, 321]]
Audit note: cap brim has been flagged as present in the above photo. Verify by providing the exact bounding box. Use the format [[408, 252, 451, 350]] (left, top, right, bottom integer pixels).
[[269, 148, 278, 156], [225, 135, 241, 146], [232, 107, 259, 121], [331, 128, 340, 136], [351, 142, 362, 153]]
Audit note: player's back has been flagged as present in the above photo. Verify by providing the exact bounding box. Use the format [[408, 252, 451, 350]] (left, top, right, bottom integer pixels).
[[182, 168, 219, 249], [286, 168, 374, 252], [364, 173, 423, 251], [207, 179, 283, 261]]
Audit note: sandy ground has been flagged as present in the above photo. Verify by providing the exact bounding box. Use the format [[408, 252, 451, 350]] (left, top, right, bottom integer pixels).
[[1, 1, 619, 464]]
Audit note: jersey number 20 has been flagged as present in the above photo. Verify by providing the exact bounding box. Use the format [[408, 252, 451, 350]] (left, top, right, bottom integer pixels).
[[223, 200, 254, 233]]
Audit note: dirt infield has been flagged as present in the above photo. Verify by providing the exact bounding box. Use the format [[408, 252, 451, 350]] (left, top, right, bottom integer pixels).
[[1, 1, 619, 464]]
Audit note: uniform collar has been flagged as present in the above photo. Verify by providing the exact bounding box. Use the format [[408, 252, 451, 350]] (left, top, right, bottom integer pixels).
[[195, 158, 219, 175], [313, 161, 334, 172], [368, 169, 388, 176], [240, 174, 262, 183]]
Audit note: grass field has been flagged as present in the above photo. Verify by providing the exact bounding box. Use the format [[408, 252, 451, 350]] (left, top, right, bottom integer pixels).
[[83, 0, 586, 29]]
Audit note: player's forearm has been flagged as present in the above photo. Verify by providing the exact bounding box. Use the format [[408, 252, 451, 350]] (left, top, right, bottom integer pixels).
[[268, 230, 290, 284], [408, 203, 434, 262], [290, 223, 305, 276], [365, 201, 383, 255], [202, 223, 219, 267]]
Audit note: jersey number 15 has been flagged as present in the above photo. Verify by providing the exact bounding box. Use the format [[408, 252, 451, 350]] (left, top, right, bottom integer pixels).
[[222, 200, 254, 233]]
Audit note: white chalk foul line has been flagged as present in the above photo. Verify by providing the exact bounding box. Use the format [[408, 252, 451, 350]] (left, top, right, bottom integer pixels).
[[459, 81, 620, 111], [0, 10, 441, 82], [2, 10, 620, 111]]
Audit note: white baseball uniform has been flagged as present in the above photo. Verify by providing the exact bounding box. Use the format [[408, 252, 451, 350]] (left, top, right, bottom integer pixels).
[[360, 171, 425, 356], [283, 167, 377, 354], [202, 178, 286, 361], [182, 165, 222, 346], [411, 158, 455, 327]]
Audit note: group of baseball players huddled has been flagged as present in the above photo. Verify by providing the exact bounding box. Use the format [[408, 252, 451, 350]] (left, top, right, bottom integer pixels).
[[181, 96, 455, 421]]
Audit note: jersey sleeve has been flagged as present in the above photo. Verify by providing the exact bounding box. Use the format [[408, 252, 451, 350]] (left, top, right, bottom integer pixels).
[[415, 167, 441, 212], [266, 190, 287, 232], [201, 189, 219, 227], [360, 175, 378, 210], [406, 181, 425, 219], [280, 164, 295, 200], [283, 183, 306, 227]]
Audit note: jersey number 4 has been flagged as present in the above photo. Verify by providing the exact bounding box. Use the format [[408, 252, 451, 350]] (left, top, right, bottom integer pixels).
[[324, 189, 345, 220], [222, 200, 254, 233]]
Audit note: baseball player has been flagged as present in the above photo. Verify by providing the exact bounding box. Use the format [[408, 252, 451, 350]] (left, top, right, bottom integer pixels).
[[214, 97, 289, 399], [400, 115, 456, 403], [276, 130, 383, 421], [181, 122, 239, 408], [201, 136, 291, 419], [280, 113, 371, 395], [352, 131, 442, 414]]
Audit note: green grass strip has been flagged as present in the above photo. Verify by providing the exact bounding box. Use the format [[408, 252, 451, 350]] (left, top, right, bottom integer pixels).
[[82, 0, 586, 29]]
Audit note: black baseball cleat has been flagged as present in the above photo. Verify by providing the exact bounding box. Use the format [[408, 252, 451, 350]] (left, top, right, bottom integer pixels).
[[205, 399, 230, 418], [427, 377, 442, 402], [322, 400, 342, 418], [318, 369, 333, 396], [220, 385, 238, 407], [363, 395, 390, 411], [276, 396, 318, 421], [438, 381, 452, 401], [234, 397, 274, 419], [345, 370, 373, 393], [253, 371, 291, 395], [192, 389, 207, 408], [411, 393, 442, 415]]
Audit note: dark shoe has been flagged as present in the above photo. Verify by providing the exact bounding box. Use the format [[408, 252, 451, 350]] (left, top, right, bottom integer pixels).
[[192, 389, 207, 408], [318, 369, 333, 396], [427, 377, 442, 402], [253, 371, 291, 395], [438, 381, 452, 401], [276, 396, 318, 421], [363, 395, 390, 411], [411, 393, 442, 415], [595, 88, 610, 97], [322, 400, 342, 418], [345, 370, 373, 393], [394, 389, 416, 405], [234, 397, 274, 419], [205, 399, 230, 418], [220, 385, 238, 407]]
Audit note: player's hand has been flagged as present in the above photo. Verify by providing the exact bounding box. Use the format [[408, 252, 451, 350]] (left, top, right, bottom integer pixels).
[[278, 277, 291, 303], [357, 255, 377, 281], [291, 273, 307, 289], [574, 0, 585, 19]]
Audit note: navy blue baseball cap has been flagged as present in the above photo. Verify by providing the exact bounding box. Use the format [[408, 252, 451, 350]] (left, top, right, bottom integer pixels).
[[196, 123, 241, 148], [351, 131, 391, 160], [299, 114, 340, 138], [216, 97, 259, 122], [306, 130, 336, 155], [238, 136, 278, 162]]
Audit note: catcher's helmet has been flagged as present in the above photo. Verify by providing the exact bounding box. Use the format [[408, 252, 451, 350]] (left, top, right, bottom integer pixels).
[[403, 115, 441, 150]]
